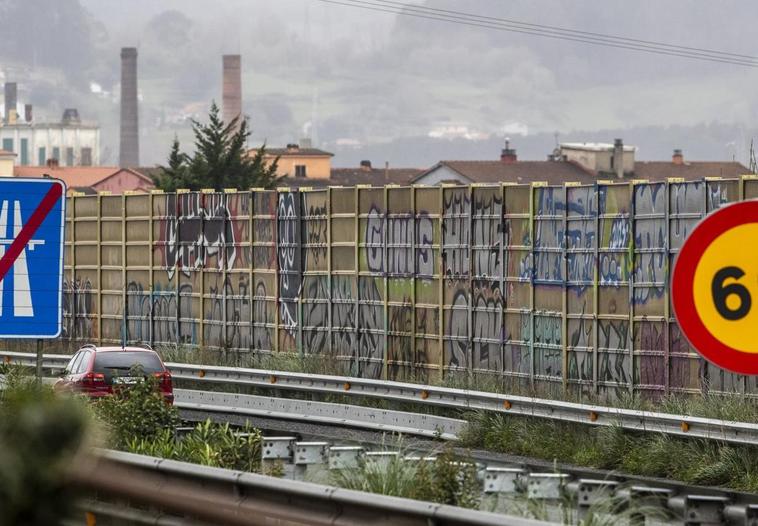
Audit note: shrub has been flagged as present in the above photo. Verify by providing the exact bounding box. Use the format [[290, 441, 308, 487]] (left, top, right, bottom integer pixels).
[[126, 420, 262, 472], [92, 367, 179, 448], [0, 371, 90, 525]]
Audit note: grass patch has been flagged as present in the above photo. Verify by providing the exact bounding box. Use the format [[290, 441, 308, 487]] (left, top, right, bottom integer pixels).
[[459, 411, 758, 492], [329, 441, 481, 509]]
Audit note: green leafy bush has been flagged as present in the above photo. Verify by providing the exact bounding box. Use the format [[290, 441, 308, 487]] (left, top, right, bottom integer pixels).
[[126, 420, 262, 472], [92, 368, 179, 449], [0, 370, 90, 526]]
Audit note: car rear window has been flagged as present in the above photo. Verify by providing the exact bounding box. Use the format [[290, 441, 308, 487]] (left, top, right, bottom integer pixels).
[[93, 351, 163, 377]]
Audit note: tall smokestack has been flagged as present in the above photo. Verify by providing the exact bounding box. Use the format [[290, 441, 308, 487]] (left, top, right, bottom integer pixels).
[[120, 47, 139, 168], [4, 82, 17, 124], [222, 54, 242, 132]]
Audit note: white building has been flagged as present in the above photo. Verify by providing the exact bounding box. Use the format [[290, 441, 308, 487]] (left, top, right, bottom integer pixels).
[[0, 108, 100, 167], [557, 139, 636, 179]]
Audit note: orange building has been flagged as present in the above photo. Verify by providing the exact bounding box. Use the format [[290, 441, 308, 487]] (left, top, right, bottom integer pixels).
[[254, 143, 333, 180]]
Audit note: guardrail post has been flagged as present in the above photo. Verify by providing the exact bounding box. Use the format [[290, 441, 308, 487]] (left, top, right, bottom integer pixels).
[[261, 436, 297, 478], [668, 495, 730, 526], [483, 466, 525, 495], [616, 486, 672, 526], [527, 473, 570, 501], [724, 503, 758, 526], [294, 441, 329, 482], [328, 446, 364, 470], [567, 479, 619, 521]]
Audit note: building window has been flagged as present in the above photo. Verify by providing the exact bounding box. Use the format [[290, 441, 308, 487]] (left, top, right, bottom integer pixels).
[[81, 147, 92, 166], [2, 138, 12, 153], [294, 165, 307, 178], [52, 147, 60, 161], [20, 138, 28, 166], [66, 147, 74, 166], [38, 147, 46, 166]]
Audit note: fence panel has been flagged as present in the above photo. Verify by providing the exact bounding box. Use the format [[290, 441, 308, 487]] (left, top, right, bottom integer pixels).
[[251, 190, 276, 354], [566, 184, 596, 397], [124, 193, 151, 345], [632, 181, 667, 396], [301, 189, 329, 357], [414, 187, 442, 382], [442, 186, 471, 379], [503, 184, 532, 389], [533, 184, 564, 391]]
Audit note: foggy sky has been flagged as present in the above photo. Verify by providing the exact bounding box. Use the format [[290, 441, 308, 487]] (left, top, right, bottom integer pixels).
[[3, 0, 758, 167]]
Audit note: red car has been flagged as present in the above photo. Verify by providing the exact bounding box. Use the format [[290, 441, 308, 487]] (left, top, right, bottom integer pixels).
[[54, 345, 173, 404]]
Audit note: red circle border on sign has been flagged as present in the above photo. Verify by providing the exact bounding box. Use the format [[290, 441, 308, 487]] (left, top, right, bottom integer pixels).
[[672, 199, 758, 375]]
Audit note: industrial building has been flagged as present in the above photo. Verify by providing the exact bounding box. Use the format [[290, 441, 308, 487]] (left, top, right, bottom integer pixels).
[[0, 82, 100, 167]]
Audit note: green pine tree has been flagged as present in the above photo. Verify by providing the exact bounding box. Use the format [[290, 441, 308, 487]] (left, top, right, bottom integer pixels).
[[155, 102, 280, 191], [153, 136, 191, 191]]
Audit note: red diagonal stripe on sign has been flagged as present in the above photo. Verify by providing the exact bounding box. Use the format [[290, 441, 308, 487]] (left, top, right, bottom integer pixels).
[[0, 182, 63, 285]]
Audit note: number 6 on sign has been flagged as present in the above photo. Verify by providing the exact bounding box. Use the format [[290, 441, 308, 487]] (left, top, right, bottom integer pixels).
[[672, 200, 758, 374]]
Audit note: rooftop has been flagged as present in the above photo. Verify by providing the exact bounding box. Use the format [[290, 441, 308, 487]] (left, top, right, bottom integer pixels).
[[413, 160, 597, 185], [560, 142, 636, 152], [14, 166, 153, 190], [633, 161, 750, 181], [260, 146, 334, 157]]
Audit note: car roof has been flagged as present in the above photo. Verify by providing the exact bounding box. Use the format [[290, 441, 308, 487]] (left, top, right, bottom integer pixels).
[[79, 345, 157, 353]]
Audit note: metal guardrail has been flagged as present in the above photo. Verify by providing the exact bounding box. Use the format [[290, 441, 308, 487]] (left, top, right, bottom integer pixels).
[[175, 388, 466, 439], [169, 362, 758, 446], [70, 449, 546, 526], [6, 350, 758, 446]]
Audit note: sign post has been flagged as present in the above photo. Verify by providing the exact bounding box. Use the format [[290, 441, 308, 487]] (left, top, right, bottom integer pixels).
[[0, 178, 66, 379], [672, 200, 758, 375]]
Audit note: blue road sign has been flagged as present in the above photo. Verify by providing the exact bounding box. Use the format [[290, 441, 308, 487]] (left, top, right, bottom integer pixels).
[[0, 178, 66, 338]]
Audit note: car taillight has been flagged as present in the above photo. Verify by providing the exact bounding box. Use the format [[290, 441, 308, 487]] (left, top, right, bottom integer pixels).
[[153, 371, 172, 390], [81, 372, 105, 386]]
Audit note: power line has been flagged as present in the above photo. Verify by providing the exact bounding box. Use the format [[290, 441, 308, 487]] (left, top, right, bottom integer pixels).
[[314, 0, 758, 68], [375, 0, 758, 62], [322, 0, 758, 66]]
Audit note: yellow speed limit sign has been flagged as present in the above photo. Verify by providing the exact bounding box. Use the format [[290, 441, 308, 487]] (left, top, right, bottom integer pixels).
[[672, 200, 758, 374]]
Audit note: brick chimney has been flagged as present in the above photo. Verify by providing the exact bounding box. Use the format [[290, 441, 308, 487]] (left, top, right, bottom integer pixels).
[[222, 54, 242, 132], [360, 160, 372, 172], [500, 138, 517, 163], [119, 47, 140, 168], [286, 143, 299, 153], [612, 138, 624, 179], [672, 149, 684, 165]]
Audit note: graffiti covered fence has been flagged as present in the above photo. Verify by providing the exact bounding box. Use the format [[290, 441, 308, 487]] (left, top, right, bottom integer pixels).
[[62, 178, 758, 395]]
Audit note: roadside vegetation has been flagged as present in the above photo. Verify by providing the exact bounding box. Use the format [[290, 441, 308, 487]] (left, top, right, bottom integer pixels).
[[460, 411, 758, 493], [0, 362, 677, 524], [91, 369, 262, 471], [330, 441, 481, 509], [0, 364, 90, 526]]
